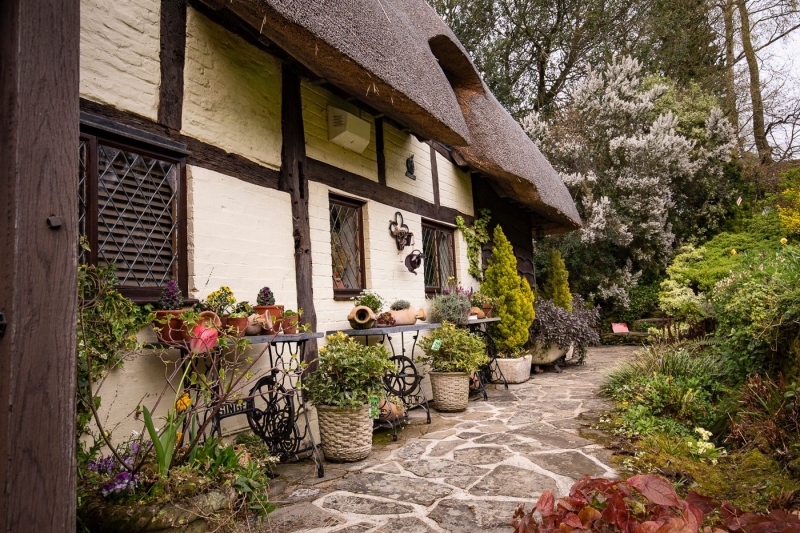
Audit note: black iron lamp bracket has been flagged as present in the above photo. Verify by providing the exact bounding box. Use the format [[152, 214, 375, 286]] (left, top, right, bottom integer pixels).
[[389, 211, 414, 251]]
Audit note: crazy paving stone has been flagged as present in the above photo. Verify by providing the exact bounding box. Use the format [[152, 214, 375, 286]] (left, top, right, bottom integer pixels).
[[331, 472, 453, 506], [263, 502, 342, 532], [507, 410, 544, 426], [372, 462, 403, 474], [525, 450, 608, 479], [452, 446, 514, 465], [321, 494, 415, 515], [374, 517, 438, 533], [473, 432, 523, 445], [427, 498, 525, 533], [394, 441, 428, 460], [456, 431, 483, 440], [402, 458, 489, 479], [428, 440, 463, 457], [469, 465, 558, 499], [511, 424, 593, 449], [333, 524, 373, 533]]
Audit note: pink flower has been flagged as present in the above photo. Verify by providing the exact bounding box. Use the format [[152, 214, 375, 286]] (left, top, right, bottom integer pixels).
[[189, 324, 218, 353]]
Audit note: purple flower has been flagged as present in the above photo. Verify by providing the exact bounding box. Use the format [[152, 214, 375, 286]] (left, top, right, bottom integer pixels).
[[101, 471, 138, 498]]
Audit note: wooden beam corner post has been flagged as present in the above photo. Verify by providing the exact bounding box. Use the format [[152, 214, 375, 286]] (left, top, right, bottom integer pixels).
[[280, 68, 318, 364], [0, 0, 80, 530]]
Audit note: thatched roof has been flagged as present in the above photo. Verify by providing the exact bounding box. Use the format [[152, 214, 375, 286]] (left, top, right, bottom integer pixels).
[[199, 0, 580, 230]]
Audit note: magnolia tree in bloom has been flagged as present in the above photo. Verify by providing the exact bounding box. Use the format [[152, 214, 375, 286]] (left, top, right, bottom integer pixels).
[[523, 57, 737, 308]]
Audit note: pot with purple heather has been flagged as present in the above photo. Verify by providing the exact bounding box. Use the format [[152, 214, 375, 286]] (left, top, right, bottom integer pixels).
[[153, 280, 185, 343]]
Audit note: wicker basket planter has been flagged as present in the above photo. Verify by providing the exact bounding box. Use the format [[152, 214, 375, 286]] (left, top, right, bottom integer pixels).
[[429, 371, 470, 412], [494, 354, 532, 384], [316, 404, 373, 462]]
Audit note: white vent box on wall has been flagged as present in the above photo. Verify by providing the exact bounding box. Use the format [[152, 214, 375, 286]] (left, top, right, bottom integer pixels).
[[327, 106, 371, 153]]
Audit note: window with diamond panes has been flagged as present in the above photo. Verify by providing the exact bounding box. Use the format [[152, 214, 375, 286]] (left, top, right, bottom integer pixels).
[[422, 222, 456, 294], [329, 196, 365, 297], [78, 132, 186, 302]]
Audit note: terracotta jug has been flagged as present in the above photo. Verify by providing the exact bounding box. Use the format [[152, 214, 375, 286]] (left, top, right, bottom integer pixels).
[[347, 305, 377, 329]]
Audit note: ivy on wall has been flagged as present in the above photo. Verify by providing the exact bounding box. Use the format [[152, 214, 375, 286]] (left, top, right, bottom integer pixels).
[[455, 208, 491, 282]]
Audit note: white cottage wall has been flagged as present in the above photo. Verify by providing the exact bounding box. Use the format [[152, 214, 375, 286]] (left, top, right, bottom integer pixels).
[[436, 152, 474, 216], [182, 8, 283, 170], [301, 82, 379, 182], [383, 123, 435, 203], [80, 0, 161, 120]]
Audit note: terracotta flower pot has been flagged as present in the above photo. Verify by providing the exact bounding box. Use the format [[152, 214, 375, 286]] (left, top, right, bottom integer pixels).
[[187, 311, 221, 354], [280, 315, 299, 335], [482, 304, 493, 318], [470, 306, 486, 319], [226, 317, 249, 337], [153, 310, 183, 343], [378, 398, 405, 421], [387, 306, 427, 326], [254, 304, 284, 323], [347, 305, 377, 329]]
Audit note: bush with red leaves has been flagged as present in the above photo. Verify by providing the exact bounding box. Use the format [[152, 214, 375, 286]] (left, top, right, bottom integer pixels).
[[511, 475, 800, 533]]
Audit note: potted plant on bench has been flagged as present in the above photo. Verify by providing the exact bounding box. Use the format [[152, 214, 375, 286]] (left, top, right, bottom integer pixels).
[[153, 280, 184, 342], [254, 286, 283, 324], [419, 322, 488, 412], [304, 332, 393, 461]]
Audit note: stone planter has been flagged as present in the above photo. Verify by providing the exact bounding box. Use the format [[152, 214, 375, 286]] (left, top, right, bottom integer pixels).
[[316, 404, 373, 462], [429, 371, 470, 412], [531, 342, 571, 365], [494, 353, 532, 383], [78, 488, 236, 533]]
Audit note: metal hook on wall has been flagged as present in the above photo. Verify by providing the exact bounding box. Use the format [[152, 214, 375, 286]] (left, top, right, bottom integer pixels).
[[388, 211, 413, 251]]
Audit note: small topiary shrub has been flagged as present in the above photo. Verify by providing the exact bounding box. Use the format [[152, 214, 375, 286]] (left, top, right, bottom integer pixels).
[[482, 226, 535, 352], [541, 250, 571, 312], [418, 322, 488, 373]]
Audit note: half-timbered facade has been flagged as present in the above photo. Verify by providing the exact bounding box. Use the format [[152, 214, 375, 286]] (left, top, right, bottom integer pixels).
[[77, 0, 581, 437]]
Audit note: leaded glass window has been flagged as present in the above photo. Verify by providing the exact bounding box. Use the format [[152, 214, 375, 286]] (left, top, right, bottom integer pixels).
[[78, 132, 186, 302], [422, 221, 455, 294], [329, 196, 364, 297]]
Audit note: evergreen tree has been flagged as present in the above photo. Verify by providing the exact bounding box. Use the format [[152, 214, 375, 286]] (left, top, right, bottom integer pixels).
[[542, 250, 572, 312], [482, 226, 536, 351]]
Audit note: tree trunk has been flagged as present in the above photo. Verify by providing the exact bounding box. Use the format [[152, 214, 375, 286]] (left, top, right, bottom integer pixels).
[[736, 0, 772, 164], [723, 0, 743, 153]]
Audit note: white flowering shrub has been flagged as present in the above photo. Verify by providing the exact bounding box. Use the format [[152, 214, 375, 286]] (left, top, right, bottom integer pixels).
[[524, 57, 736, 309]]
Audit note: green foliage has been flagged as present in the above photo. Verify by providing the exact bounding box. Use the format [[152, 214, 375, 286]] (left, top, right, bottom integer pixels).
[[541, 250, 571, 311], [776, 167, 800, 237], [305, 332, 394, 408], [418, 322, 488, 372], [206, 286, 236, 315], [482, 226, 535, 351], [613, 279, 662, 324], [390, 299, 410, 311], [711, 245, 800, 381], [602, 341, 731, 437], [353, 290, 385, 314], [143, 405, 185, 478], [76, 265, 152, 440], [455, 209, 491, 281], [429, 291, 472, 324]]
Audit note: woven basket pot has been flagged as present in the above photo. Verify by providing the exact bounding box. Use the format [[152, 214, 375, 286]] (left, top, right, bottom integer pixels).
[[429, 372, 470, 412], [494, 354, 532, 384], [316, 404, 373, 462]]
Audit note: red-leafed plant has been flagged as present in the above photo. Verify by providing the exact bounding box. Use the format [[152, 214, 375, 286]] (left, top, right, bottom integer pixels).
[[511, 475, 800, 533]]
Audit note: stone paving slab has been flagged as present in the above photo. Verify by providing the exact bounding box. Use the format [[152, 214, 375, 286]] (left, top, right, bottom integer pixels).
[[256, 346, 635, 532]]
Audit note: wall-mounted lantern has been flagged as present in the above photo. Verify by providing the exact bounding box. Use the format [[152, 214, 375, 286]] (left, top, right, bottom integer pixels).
[[389, 211, 413, 250], [404, 249, 425, 275], [405, 155, 416, 180]]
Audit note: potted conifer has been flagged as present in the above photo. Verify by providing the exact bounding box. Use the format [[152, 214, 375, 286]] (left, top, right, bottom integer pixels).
[[304, 333, 393, 461], [481, 226, 536, 382], [153, 280, 184, 342], [419, 322, 487, 412]]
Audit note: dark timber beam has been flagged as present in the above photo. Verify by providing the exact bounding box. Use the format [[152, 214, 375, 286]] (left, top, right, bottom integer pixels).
[[0, 0, 79, 530], [376, 118, 386, 186], [429, 143, 441, 208], [280, 69, 318, 364], [158, 0, 187, 130]]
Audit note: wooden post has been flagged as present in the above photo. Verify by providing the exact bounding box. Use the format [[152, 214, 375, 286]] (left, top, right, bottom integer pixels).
[[280, 69, 318, 364], [158, 0, 187, 130], [429, 143, 441, 208], [0, 0, 80, 531], [376, 117, 386, 186]]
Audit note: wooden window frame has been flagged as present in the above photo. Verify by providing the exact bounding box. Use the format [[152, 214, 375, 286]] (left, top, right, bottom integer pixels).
[[329, 194, 366, 300], [422, 220, 456, 296], [79, 127, 188, 304]]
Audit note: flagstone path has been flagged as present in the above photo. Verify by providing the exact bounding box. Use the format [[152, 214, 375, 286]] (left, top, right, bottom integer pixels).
[[258, 346, 636, 533]]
